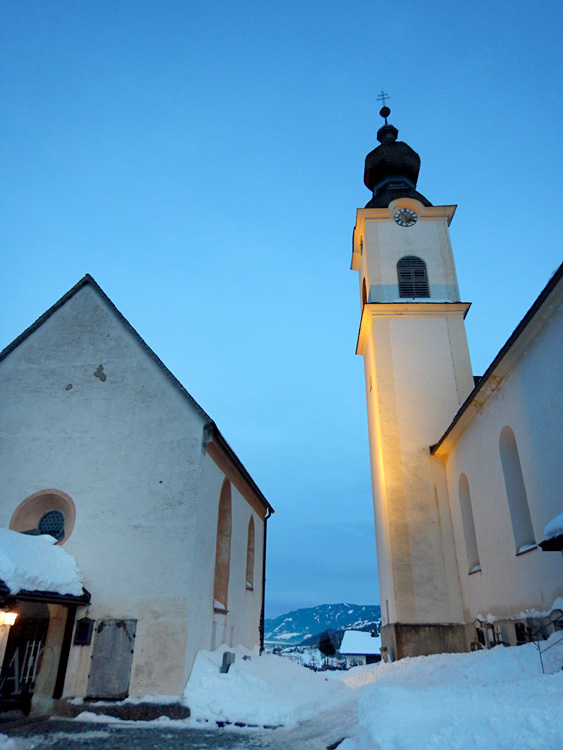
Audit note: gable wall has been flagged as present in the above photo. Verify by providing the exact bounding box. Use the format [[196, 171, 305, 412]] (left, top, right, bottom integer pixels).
[[0, 285, 209, 696]]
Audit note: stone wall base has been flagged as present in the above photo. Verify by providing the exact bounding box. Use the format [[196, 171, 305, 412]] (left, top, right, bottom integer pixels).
[[381, 622, 468, 661], [52, 698, 190, 721]]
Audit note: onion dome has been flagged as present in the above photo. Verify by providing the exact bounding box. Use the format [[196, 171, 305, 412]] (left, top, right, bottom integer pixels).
[[364, 107, 431, 209]]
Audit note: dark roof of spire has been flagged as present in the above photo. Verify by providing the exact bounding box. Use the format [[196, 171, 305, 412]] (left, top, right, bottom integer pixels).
[[363, 108, 431, 208]]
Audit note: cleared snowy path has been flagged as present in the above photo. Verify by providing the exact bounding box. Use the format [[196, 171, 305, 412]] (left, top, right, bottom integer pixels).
[[2, 708, 356, 750]]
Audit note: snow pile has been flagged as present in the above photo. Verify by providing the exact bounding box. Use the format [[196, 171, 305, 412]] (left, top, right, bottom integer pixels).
[[340, 635, 563, 750], [0, 734, 15, 750], [0, 527, 83, 596], [544, 512, 563, 539], [184, 644, 351, 728]]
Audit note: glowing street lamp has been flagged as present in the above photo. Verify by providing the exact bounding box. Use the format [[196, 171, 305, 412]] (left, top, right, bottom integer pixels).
[[0, 611, 18, 626]]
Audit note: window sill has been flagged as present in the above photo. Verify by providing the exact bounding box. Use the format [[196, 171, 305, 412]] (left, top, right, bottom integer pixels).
[[246, 582, 254, 591], [468, 565, 482, 575], [516, 544, 537, 556]]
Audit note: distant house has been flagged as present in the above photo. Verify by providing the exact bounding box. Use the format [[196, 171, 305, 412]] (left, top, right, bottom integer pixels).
[[0, 275, 273, 717], [339, 630, 381, 667]]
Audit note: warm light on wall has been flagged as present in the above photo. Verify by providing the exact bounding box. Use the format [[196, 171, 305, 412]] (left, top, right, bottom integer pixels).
[[0, 612, 18, 626]]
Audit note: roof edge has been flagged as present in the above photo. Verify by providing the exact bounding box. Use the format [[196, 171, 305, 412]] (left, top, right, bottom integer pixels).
[[204, 421, 274, 515], [0, 274, 212, 424], [431, 262, 563, 455], [0, 579, 91, 605]]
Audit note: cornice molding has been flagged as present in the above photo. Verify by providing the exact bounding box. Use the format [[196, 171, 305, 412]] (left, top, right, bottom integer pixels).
[[356, 302, 471, 355]]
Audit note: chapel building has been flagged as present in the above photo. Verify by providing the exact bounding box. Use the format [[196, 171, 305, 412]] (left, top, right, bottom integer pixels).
[[0, 276, 273, 716]]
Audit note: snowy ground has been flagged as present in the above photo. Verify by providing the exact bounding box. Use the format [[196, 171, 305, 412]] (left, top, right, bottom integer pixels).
[[3, 634, 563, 749]]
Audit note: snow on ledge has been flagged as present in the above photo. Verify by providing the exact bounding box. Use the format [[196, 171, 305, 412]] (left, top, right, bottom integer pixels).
[[0, 527, 84, 597], [476, 596, 563, 624], [544, 513, 563, 540]]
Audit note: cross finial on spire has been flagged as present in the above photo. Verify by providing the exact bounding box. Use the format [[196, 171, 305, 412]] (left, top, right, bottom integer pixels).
[[377, 91, 391, 124], [377, 90, 390, 108]]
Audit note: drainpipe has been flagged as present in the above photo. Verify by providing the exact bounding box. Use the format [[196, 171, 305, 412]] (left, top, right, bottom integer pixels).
[[259, 508, 272, 654]]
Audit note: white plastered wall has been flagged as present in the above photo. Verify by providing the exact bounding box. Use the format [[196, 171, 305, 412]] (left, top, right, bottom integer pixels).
[[182, 452, 265, 685], [443, 300, 563, 621], [360, 309, 470, 624]]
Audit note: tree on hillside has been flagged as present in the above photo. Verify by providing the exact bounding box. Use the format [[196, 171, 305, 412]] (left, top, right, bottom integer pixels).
[[318, 631, 336, 658]]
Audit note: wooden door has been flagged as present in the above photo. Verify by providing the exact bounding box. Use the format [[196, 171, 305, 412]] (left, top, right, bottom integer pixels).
[[86, 619, 137, 700]]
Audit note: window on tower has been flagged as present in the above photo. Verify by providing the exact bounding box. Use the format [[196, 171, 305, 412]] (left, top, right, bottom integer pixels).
[[397, 256, 430, 298]]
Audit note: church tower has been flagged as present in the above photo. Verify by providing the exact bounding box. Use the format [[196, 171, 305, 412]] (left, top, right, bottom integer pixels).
[[351, 105, 475, 658]]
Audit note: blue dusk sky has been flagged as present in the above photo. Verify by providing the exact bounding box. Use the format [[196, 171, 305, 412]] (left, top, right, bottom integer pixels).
[[1, 1, 561, 618]]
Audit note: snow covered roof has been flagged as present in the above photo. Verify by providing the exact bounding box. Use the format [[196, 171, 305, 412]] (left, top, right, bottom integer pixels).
[[544, 513, 563, 540], [0, 527, 87, 601], [539, 513, 563, 552], [340, 630, 381, 655]]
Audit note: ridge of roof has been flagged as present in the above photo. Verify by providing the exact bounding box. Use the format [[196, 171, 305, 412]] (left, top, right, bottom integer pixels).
[[0, 274, 212, 423], [0, 275, 273, 513], [431, 261, 563, 455]]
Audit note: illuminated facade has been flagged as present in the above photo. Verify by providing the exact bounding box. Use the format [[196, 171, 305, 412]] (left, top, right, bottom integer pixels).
[[352, 109, 563, 659]]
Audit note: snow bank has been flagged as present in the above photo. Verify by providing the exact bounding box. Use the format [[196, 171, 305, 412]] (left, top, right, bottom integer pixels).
[[544, 512, 563, 539], [0, 527, 83, 596], [340, 635, 563, 750], [0, 735, 15, 750], [184, 644, 351, 728]]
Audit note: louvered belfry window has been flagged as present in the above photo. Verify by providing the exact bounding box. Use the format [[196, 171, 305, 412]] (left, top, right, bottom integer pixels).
[[397, 256, 430, 298]]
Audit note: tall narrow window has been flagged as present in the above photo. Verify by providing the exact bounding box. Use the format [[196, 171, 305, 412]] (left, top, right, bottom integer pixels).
[[246, 517, 255, 590], [362, 278, 368, 306], [397, 256, 430, 298], [499, 426, 535, 553], [213, 479, 232, 612], [458, 474, 480, 573]]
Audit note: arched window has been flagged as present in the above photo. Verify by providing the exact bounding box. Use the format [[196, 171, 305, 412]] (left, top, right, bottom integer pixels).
[[246, 517, 255, 590], [213, 479, 232, 612], [499, 426, 535, 553], [362, 278, 368, 306], [397, 256, 430, 298], [458, 474, 480, 573]]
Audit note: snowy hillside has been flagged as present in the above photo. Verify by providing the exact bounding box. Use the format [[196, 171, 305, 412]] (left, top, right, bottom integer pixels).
[[264, 603, 381, 645]]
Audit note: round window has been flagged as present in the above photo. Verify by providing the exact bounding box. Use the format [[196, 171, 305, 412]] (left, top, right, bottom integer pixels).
[[37, 509, 66, 541], [10, 489, 76, 545]]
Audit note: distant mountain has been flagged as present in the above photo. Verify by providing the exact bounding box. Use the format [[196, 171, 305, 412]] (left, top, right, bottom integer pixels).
[[264, 603, 381, 645]]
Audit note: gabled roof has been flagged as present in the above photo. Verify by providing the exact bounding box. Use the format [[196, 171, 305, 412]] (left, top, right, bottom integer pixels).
[[0, 274, 211, 421], [431, 262, 563, 456], [0, 275, 273, 514]]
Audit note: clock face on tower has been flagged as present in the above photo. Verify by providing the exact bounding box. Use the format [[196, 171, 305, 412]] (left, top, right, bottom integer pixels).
[[394, 207, 418, 227]]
